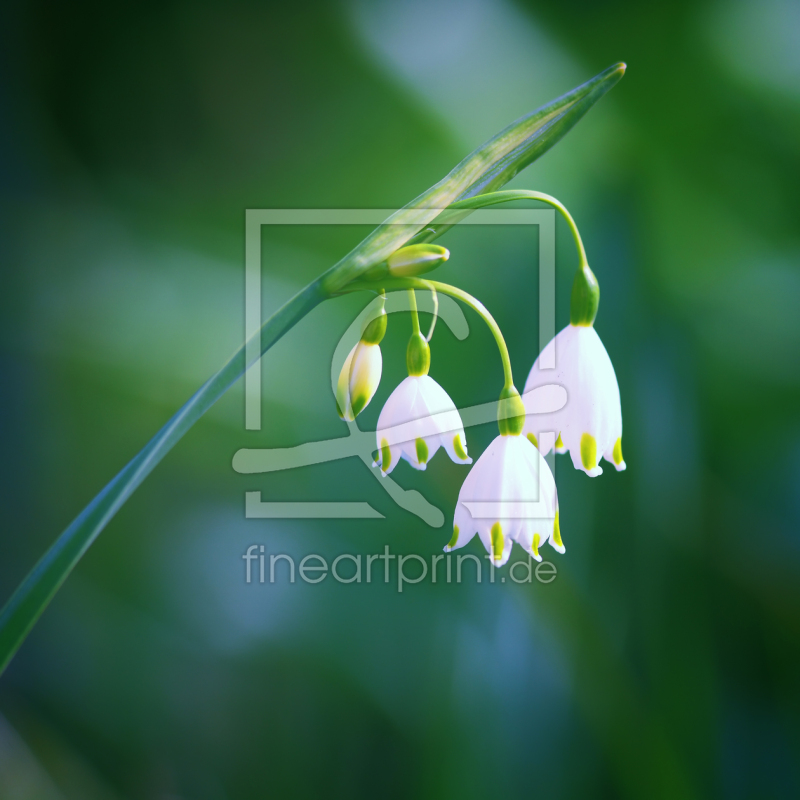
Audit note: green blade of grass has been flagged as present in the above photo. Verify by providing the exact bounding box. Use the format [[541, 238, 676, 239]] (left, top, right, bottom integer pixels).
[[0, 63, 625, 675]]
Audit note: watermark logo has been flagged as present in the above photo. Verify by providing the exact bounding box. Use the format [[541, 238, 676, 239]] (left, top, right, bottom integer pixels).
[[232, 207, 561, 527], [242, 544, 557, 591]]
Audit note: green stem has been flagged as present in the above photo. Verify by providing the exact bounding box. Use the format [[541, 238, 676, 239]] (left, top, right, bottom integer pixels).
[[426, 286, 439, 342], [350, 278, 515, 391], [407, 289, 421, 335], [415, 189, 589, 268], [0, 281, 325, 675]]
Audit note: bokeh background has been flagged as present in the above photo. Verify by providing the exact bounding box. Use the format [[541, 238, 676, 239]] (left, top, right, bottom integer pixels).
[[2, 0, 799, 797]]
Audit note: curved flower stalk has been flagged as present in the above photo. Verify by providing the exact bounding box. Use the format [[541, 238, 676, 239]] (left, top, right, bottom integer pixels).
[[0, 64, 626, 675], [374, 290, 470, 475], [345, 274, 565, 566]]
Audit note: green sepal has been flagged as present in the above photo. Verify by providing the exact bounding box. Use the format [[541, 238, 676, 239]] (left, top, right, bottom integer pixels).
[[497, 385, 526, 436], [406, 333, 431, 376], [570, 264, 600, 326]]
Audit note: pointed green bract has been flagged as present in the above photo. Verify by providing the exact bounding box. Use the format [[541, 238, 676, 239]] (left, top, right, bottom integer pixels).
[[405, 64, 626, 250], [322, 63, 625, 292]]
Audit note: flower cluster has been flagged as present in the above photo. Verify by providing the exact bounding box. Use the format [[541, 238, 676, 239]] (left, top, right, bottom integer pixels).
[[335, 201, 625, 568]]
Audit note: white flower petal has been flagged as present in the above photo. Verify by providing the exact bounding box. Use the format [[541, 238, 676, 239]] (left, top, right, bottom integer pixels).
[[447, 435, 561, 567], [375, 375, 469, 474], [523, 324, 624, 477]]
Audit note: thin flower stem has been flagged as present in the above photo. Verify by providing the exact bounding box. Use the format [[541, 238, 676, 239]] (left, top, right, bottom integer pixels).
[[436, 189, 589, 268], [426, 286, 439, 342], [407, 289, 421, 335], [428, 281, 514, 390], [347, 278, 515, 390]]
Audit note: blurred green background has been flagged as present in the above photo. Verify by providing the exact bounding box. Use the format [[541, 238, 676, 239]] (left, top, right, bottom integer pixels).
[[1, 0, 799, 797]]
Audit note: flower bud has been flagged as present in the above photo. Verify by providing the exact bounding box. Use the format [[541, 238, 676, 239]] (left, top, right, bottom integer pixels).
[[336, 295, 387, 420], [336, 341, 382, 421], [387, 244, 449, 278]]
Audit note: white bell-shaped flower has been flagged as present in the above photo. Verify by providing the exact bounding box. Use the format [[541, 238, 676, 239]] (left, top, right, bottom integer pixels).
[[446, 389, 562, 567], [523, 264, 625, 477], [374, 333, 471, 475], [374, 375, 471, 474], [523, 325, 625, 476]]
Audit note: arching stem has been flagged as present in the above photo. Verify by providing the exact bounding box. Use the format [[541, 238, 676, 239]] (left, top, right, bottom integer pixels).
[[415, 189, 590, 269], [426, 286, 439, 342], [407, 289, 421, 335], [348, 278, 515, 391]]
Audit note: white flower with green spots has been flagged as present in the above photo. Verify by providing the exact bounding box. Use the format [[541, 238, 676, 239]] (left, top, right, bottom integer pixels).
[[373, 374, 471, 475], [373, 321, 471, 475], [522, 323, 625, 477], [445, 432, 562, 567]]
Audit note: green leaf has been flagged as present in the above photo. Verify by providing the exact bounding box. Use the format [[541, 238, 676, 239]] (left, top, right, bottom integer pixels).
[[0, 63, 625, 675]]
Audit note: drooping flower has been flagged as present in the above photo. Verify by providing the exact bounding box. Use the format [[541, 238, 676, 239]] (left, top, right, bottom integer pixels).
[[522, 264, 625, 476], [445, 388, 562, 566], [336, 296, 387, 421], [374, 332, 470, 474]]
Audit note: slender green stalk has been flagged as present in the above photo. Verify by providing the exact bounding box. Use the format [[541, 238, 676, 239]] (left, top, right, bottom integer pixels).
[[350, 278, 515, 390], [409, 189, 590, 268], [449, 190, 589, 267], [425, 286, 439, 342], [0, 282, 325, 674], [407, 289, 421, 335]]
